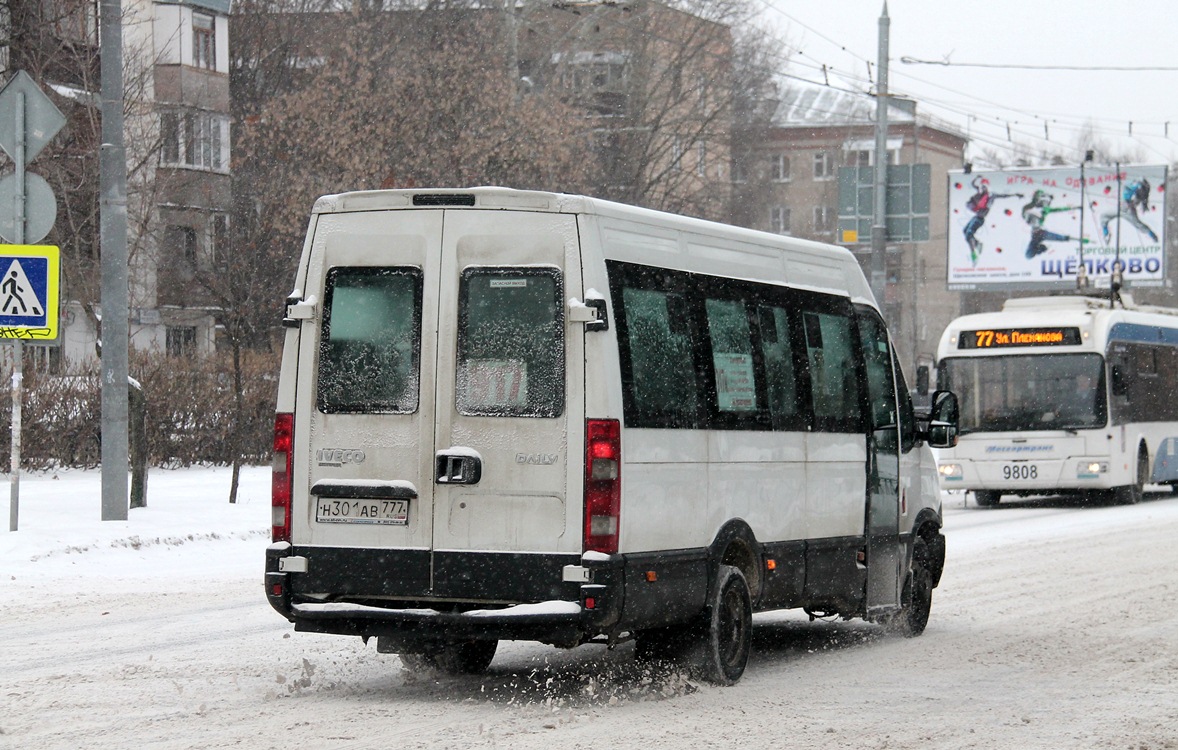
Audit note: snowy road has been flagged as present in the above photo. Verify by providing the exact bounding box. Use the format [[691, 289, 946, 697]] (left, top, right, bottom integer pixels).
[[3, 469, 1177, 749]]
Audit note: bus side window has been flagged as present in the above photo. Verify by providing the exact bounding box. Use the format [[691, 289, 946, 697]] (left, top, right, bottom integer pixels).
[[705, 297, 759, 414], [804, 309, 862, 432], [893, 353, 918, 453], [1110, 348, 1130, 398], [617, 284, 700, 428], [854, 307, 898, 451], [756, 304, 801, 428]]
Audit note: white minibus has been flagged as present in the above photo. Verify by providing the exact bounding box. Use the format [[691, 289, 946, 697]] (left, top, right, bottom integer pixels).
[[265, 187, 957, 684]]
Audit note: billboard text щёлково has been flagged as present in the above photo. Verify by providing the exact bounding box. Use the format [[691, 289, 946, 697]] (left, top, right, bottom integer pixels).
[[947, 164, 1167, 290]]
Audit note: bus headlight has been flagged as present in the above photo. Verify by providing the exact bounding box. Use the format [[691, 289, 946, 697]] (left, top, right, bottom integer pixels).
[[1077, 461, 1108, 478], [938, 463, 963, 481]]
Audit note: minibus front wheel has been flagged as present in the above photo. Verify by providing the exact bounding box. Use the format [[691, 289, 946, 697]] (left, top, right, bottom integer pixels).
[[886, 536, 933, 637]]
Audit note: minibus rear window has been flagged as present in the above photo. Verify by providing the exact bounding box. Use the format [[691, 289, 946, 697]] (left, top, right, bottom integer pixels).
[[317, 266, 423, 414], [456, 267, 564, 418]]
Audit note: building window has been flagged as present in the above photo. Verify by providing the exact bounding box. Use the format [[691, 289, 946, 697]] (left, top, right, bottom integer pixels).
[[160, 112, 180, 163], [813, 151, 835, 179], [160, 109, 227, 170], [165, 225, 198, 266], [696, 73, 709, 108], [556, 51, 628, 95], [43, 0, 98, 44], [166, 326, 198, 358], [814, 206, 836, 233], [193, 13, 216, 70], [850, 149, 899, 167], [697, 142, 707, 177], [772, 154, 791, 182], [771, 206, 791, 234], [672, 136, 683, 173], [212, 214, 229, 270], [732, 158, 747, 183]]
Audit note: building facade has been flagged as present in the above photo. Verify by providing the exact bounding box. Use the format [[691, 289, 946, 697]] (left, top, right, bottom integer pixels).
[[1, 0, 230, 368], [745, 79, 968, 376]]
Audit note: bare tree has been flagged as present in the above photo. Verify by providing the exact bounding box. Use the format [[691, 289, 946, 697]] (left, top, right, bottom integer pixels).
[[3, 0, 163, 362], [520, 1, 734, 220], [728, 21, 789, 228], [1074, 121, 1146, 166], [231, 1, 595, 249]]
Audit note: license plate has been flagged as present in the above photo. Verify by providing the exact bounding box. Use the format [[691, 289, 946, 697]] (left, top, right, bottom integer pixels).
[[315, 498, 409, 525], [1002, 463, 1039, 481]]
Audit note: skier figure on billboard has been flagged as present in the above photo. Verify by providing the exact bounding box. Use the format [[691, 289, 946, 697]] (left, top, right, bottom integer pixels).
[[963, 177, 1022, 265], [1101, 177, 1158, 244], [1022, 190, 1083, 259]]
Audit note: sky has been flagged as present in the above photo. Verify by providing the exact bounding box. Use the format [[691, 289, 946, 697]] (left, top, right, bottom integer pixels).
[[755, 0, 1178, 167]]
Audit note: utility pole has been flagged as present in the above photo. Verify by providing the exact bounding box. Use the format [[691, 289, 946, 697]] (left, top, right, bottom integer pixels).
[[10, 91, 26, 533], [870, 3, 890, 314], [100, 0, 130, 521], [1077, 151, 1093, 290]]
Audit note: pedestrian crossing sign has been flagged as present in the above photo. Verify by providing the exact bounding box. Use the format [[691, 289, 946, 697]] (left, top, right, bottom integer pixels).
[[0, 244, 59, 340]]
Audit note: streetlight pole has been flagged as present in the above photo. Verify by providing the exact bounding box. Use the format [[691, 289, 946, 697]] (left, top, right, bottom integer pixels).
[[870, 3, 890, 313], [100, 0, 129, 521]]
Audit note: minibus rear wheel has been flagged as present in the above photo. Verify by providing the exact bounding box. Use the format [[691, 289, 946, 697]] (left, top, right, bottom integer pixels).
[[696, 565, 752, 685]]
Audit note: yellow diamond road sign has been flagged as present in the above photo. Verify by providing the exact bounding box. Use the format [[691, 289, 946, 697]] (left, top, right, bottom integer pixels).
[[0, 244, 59, 340]]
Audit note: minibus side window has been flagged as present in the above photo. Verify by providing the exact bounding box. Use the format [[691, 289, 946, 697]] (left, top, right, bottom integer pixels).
[[456, 267, 564, 418], [317, 266, 422, 414], [856, 307, 898, 450], [756, 304, 801, 427], [618, 286, 700, 427], [893, 352, 918, 452], [803, 309, 862, 432], [705, 298, 758, 413]]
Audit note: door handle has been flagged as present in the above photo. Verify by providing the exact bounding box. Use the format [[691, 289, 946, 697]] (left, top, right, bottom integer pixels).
[[435, 451, 482, 485]]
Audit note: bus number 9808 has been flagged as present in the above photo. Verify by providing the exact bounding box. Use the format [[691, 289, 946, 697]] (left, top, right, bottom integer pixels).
[[1003, 464, 1038, 481]]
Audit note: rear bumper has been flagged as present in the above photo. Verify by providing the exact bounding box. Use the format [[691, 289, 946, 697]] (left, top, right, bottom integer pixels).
[[264, 543, 624, 646], [289, 600, 589, 646]]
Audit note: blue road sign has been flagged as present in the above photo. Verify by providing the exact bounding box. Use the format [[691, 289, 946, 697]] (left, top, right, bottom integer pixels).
[[0, 245, 59, 339]]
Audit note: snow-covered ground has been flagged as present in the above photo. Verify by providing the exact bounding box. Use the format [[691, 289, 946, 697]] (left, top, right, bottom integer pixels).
[[3, 468, 1178, 749]]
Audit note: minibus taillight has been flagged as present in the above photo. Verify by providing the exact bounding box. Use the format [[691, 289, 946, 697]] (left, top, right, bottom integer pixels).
[[584, 419, 621, 555], [272, 413, 294, 543]]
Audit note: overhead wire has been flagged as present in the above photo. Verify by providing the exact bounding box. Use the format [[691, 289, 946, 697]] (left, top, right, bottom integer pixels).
[[750, 0, 1177, 164], [899, 57, 1178, 72], [554, 0, 1175, 165]]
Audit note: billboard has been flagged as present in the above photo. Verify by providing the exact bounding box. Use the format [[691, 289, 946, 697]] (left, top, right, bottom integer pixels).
[[947, 164, 1167, 290]]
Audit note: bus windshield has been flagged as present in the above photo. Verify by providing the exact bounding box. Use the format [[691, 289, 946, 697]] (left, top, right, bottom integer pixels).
[[940, 353, 1107, 434]]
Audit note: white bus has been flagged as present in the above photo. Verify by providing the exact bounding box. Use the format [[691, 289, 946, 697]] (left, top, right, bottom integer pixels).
[[265, 187, 958, 685], [934, 294, 1178, 506]]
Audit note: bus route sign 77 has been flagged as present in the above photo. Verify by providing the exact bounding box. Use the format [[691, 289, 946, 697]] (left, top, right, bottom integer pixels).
[[0, 244, 59, 341]]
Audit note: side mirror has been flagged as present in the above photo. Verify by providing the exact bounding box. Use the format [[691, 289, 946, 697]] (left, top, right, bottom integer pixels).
[[925, 390, 959, 448], [916, 365, 930, 396]]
